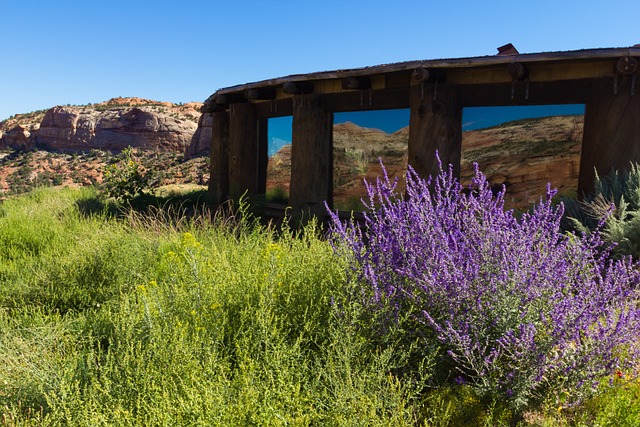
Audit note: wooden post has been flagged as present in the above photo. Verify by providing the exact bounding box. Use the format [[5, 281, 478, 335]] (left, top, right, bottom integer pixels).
[[408, 83, 462, 179], [579, 78, 640, 195], [208, 110, 229, 207], [289, 94, 333, 220], [257, 118, 268, 195], [228, 103, 258, 199]]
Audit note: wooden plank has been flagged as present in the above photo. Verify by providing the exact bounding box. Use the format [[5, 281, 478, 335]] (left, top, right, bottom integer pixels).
[[253, 99, 294, 119], [323, 88, 410, 112], [252, 89, 410, 117], [386, 71, 412, 88], [289, 95, 333, 220], [228, 103, 258, 199], [408, 83, 462, 179], [252, 79, 598, 119], [209, 110, 230, 207], [283, 81, 314, 94], [460, 80, 596, 106], [246, 87, 277, 100], [342, 76, 371, 90], [213, 47, 639, 96], [578, 77, 640, 194], [257, 118, 268, 195]]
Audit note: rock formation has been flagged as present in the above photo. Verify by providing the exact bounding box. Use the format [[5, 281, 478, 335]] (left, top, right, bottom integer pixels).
[[0, 124, 35, 150], [265, 115, 583, 210], [0, 98, 202, 153], [185, 112, 213, 159]]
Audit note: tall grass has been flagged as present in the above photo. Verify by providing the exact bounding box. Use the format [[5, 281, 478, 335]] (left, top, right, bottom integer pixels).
[[0, 187, 426, 426], [1, 186, 638, 426]]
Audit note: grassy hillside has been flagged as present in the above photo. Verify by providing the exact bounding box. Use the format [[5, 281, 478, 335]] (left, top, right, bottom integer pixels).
[[0, 149, 208, 197]]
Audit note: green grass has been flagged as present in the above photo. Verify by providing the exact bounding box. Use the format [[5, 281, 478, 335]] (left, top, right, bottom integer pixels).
[[0, 187, 638, 426]]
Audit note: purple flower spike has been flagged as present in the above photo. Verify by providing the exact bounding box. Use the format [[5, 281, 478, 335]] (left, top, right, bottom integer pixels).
[[327, 155, 640, 411]]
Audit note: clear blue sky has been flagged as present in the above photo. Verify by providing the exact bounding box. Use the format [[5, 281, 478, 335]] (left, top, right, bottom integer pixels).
[[1, 0, 639, 122]]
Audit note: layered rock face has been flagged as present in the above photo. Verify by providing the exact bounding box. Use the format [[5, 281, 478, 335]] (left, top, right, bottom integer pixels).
[[185, 112, 213, 159], [0, 98, 202, 153], [0, 124, 36, 150], [36, 106, 198, 152], [265, 115, 583, 210]]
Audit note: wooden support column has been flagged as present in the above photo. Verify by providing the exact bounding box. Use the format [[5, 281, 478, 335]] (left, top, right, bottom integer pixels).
[[208, 110, 229, 207], [579, 78, 640, 195], [257, 118, 268, 195], [228, 103, 258, 199], [289, 94, 333, 220], [408, 83, 462, 179]]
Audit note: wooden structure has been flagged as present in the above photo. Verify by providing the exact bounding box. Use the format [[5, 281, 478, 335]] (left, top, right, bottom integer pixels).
[[202, 45, 640, 216]]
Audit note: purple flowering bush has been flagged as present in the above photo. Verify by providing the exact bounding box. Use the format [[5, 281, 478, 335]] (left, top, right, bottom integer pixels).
[[327, 159, 640, 412]]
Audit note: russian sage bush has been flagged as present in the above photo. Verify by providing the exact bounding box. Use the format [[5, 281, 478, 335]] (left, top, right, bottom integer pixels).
[[327, 160, 640, 412]]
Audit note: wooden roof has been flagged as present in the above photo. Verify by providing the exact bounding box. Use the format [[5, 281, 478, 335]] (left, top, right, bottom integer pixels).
[[203, 46, 639, 114], [213, 47, 639, 94]]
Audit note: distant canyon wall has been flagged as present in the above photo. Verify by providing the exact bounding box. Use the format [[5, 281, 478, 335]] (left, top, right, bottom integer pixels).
[[1, 99, 203, 154]]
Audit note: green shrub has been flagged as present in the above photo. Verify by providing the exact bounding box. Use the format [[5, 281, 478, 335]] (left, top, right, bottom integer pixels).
[[103, 147, 150, 201], [563, 162, 640, 258]]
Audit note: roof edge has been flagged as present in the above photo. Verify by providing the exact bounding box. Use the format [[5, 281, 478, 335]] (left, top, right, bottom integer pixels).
[[212, 46, 640, 97]]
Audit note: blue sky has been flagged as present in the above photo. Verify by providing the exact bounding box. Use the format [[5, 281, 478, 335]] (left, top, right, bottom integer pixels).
[[1, 0, 638, 124]]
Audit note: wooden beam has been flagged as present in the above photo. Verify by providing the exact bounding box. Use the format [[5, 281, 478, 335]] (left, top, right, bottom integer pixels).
[[228, 103, 259, 199], [251, 79, 600, 119], [209, 110, 230, 207], [289, 95, 333, 220], [252, 89, 411, 118], [460, 80, 596, 106], [283, 81, 315, 95], [408, 83, 462, 179], [253, 99, 294, 119], [412, 67, 431, 83], [246, 87, 277, 100], [214, 47, 639, 96], [385, 71, 412, 89], [341, 76, 371, 90], [213, 92, 246, 105], [324, 88, 410, 112], [257, 118, 268, 195], [578, 77, 640, 194]]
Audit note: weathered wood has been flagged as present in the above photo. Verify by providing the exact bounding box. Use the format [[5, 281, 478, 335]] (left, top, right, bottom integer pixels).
[[616, 56, 638, 75], [322, 88, 409, 112], [214, 48, 639, 96], [289, 95, 333, 220], [385, 71, 412, 89], [497, 43, 519, 56], [578, 78, 640, 194], [252, 89, 411, 118], [228, 103, 258, 199], [412, 67, 431, 83], [247, 79, 597, 117], [253, 99, 294, 119], [257, 118, 268, 194], [209, 110, 230, 207], [460, 80, 596, 106], [283, 81, 314, 94], [507, 62, 528, 80], [341, 76, 371, 90], [408, 83, 462, 179], [246, 87, 277, 100], [214, 93, 246, 105]]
